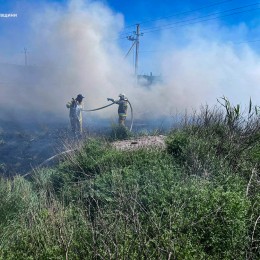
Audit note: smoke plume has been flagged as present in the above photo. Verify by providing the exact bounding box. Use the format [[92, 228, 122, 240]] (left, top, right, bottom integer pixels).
[[1, 0, 260, 125]]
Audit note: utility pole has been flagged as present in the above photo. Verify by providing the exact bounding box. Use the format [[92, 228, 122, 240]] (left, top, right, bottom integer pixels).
[[135, 24, 140, 76], [23, 48, 28, 66], [125, 24, 143, 76]]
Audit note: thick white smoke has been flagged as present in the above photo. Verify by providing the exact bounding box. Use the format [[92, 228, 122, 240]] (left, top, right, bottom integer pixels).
[[1, 0, 260, 124], [158, 25, 260, 114], [0, 0, 134, 123]]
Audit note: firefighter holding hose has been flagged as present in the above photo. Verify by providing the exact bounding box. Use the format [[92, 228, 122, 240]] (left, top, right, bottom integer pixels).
[[66, 94, 85, 138], [107, 93, 128, 126]]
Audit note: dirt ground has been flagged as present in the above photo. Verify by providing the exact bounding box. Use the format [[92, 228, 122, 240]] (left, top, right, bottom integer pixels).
[[112, 135, 166, 150]]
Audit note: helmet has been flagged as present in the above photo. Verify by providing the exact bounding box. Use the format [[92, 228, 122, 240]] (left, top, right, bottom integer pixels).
[[76, 94, 84, 100], [119, 93, 125, 99]]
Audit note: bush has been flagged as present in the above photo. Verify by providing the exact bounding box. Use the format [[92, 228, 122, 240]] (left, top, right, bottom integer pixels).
[[109, 124, 132, 140], [165, 131, 189, 161]]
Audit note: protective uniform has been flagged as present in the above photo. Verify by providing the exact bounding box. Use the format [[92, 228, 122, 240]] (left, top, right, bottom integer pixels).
[[108, 94, 128, 126], [66, 94, 84, 137]]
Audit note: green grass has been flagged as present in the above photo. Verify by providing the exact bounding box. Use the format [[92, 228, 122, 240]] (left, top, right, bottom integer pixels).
[[1, 99, 260, 259]]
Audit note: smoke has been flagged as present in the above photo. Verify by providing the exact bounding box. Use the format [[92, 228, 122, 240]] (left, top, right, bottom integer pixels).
[[0, 0, 134, 124], [1, 0, 260, 125], [157, 24, 260, 115]]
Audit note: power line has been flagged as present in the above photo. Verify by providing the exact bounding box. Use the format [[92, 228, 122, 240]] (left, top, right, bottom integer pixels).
[[120, 2, 260, 71], [131, 0, 233, 27], [142, 5, 260, 34], [232, 39, 260, 44], [122, 0, 233, 31], [141, 2, 260, 33], [118, 2, 260, 39], [139, 39, 260, 54], [124, 24, 143, 76], [124, 40, 136, 58]]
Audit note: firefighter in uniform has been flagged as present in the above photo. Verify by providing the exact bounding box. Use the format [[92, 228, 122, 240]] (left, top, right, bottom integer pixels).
[[107, 93, 128, 126], [66, 94, 84, 137]]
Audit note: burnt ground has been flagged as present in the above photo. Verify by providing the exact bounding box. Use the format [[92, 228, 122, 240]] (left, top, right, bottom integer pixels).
[[0, 118, 172, 177], [0, 123, 71, 176], [0, 117, 107, 176]]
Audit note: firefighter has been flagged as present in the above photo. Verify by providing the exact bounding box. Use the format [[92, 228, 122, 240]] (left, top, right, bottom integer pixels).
[[66, 94, 85, 137], [107, 93, 128, 126]]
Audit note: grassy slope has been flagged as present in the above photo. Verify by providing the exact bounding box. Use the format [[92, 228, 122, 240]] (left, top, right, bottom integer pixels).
[[0, 104, 260, 259]]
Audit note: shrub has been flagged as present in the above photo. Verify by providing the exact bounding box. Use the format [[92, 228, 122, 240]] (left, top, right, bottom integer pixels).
[[165, 131, 189, 161], [109, 124, 132, 140]]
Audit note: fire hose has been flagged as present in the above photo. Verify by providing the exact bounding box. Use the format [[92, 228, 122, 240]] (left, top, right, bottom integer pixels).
[[82, 100, 134, 132], [22, 101, 134, 177], [21, 149, 77, 177]]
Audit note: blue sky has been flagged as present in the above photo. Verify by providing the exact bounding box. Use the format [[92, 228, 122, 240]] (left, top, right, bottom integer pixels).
[[1, 0, 260, 119], [104, 0, 260, 26], [1, 0, 260, 65]]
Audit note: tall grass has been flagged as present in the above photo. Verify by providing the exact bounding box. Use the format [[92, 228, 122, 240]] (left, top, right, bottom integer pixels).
[[0, 98, 260, 259]]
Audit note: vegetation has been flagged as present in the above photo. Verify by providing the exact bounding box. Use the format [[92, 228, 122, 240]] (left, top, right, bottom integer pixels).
[[0, 98, 260, 259], [109, 124, 132, 140]]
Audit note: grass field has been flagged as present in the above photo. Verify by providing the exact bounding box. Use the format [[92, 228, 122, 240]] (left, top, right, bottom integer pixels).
[[0, 99, 260, 259]]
